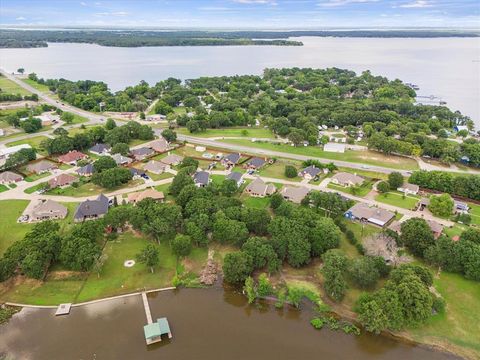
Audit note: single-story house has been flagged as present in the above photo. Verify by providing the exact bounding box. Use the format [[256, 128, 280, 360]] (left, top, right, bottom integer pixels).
[[419, 197, 430, 211], [193, 171, 210, 187], [298, 165, 322, 181], [345, 203, 395, 227], [131, 147, 154, 161], [74, 194, 109, 222], [389, 219, 444, 239], [244, 177, 276, 198], [26, 160, 58, 174], [454, 200, 469, 213], [280, 186, 310, 204], [48, 173, 77, 189], [160, 154, 184, 166], [0, 171, 23, 184], [331, 172, 364, 187], [77, 163, 94, 177], [111, 153, 133, 166], [89, 143, 111, 155], [145, 114, 166, 121], [0, 144, 32, 159], [221, 153, 241, 167], [226, 171, 244, 187], [397, 183, 420, 195], [246, 157, 266, 170], [30, 199, 68, 222], [128, 188, 165, 204], [323, 142, 345, 153], [150, 138, 170, 153], [144, 160, 169, 174], [58, 150, 87, 165], [130, 168, 146, 179]]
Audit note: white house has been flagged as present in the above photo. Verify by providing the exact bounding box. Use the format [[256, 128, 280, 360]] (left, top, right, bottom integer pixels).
[[323, 143, 346, 153], [397, 183, 420, 195]]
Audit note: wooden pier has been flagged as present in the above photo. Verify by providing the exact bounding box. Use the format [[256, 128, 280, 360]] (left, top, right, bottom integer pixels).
[[141, 291, 172, 345]]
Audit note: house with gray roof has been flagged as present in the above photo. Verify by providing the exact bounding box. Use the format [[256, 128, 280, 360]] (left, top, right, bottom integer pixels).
[[31, 200, 68, 222], [150, 138, 170, 153], [193, 171, 210, 187], [345, 203, 394, 227], [131, 147, 154, 161], [0, 171, 23, 184], [331, 172, 364, 187], [77, 163, 94, 177], [244, 177, 276, 198], [111, 153, 133, 166], [280, 186, 310, 204], [226, 171, 244, 187], [298, 165, 322, 181], [221, 153, 241, 167], [74, 194, 110, 222], [144, 160, 168, 174], [160, 153, 184, 166], [246, 157, 266, 170], [26, 160, 58, 174], [89, 143, 111, 155]]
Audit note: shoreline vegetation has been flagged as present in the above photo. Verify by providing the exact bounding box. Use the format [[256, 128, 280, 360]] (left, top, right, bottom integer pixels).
[[0, 29, 479, 48]]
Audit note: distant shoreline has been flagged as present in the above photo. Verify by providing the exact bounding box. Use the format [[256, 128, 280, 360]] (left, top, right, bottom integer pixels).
[[1, 29, 478, 49]]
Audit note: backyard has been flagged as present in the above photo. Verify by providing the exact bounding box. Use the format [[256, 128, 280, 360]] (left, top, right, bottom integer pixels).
[[177, 127, 275, 139], [375, 191, 420, 210]]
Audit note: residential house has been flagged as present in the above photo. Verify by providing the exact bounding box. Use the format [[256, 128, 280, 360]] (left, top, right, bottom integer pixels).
[[130, 168, 146, 179], [48, 173, 77, 189], [298, 165, 322, 181], [244, 177, 276, 198], [0, 171, 23, 184], [221, 153, 241, 168], [131, 147, 154, 161], [280, 186, 310, 204], [128, 188, 165, 204], [77, 163, 94, 177], [146, 114, 166, 121], [74, 194, 110, 222], [331, 172, 364, 187], [454, 200, 469, 213], [345, 203, 395, 227], [246, 157, 266, 170], [160, 154, 184, 166], [58, 150, 87, 165], [0, 144, 32, 159], [226, 171, 244, 187], [193, 171, 210, 188], [26, 160, 58, 174], [30, 200, 68, 222], [144, 160, 168, 174], [323, 143, 345, 153], [150, 138, 170, 153], [389, 219, 444, 239], [397, 183, 419, 195], [89, 143, 111, 155], [418, 197, 430, 211], [111, 153, 133, 166]]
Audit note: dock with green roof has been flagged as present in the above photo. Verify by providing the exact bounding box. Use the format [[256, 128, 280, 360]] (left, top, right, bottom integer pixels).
[[141, 291, 172, 345]]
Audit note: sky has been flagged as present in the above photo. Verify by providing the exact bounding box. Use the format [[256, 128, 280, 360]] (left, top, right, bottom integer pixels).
[[0, 0, 479, 29]]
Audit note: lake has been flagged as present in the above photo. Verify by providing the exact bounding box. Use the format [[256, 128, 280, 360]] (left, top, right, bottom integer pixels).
[[0, 287, 459, 360], [0, 37, 479, 128]]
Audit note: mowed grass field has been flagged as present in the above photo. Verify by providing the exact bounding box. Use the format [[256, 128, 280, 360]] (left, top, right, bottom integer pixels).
[[0, 76, 31, 96], [375, 191, 420, 210], [177, 127, 275, 139], [219, 139, 419, 170]]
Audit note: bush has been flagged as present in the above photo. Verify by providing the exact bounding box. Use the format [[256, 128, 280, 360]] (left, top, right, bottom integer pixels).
[[284, 165, 297, 178], [432, 295, 446, 314], [310, 317, 325, 330]]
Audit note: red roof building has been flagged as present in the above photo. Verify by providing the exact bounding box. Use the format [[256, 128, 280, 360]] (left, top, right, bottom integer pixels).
[[58, 150, 87, 164]]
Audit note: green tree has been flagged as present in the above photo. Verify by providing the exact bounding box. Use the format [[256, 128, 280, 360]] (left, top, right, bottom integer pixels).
[[136, 243, 159, 273], [377, 181, 390, 194], [171, 234, 192, 258], [61, 112, 74, 124], [169, 169, 195, 196], [400, 218, 435, 258], [111, 143, 130, 156], [321, 250, 348, 302], [244, 276, 257, 304], [349, 257, 380, 289], [222, 252, 253, 284], [309, 217, 341, 256], [105, 118, 116, 130], [162, 129, 177, 142], [221, 179, 238, 196], [257, 273, 273, 297], [284, 165, 297, 178], [388, 172, 404, 189], [428, 194, 454, 218], [93, 156, 117, 173], [91, 167, 132, 188]]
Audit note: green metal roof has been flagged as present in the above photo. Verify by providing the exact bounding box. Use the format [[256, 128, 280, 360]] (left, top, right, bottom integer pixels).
[[144, 322, 161, 340], [157, 318, 171, 334]]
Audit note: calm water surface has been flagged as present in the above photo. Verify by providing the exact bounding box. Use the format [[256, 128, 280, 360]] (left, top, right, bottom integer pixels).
[[0, 37, 479, 127], [0, 288, 458, 360]]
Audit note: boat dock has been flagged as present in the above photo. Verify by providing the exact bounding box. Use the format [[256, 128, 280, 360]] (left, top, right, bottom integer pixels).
[[141, 291, 172, 345]]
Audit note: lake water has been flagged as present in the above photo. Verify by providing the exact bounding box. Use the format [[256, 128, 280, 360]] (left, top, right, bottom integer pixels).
[[0, 37, 479, 128], [0, 287, 459, 360]]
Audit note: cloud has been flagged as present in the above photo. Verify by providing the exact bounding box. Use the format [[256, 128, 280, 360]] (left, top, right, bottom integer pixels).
[[232, 0, 277, 4], [318, 0, 380, 7], [94, 11, 129, 17], [398, 0, 434, 8], [80, 1, 87, 6], [15, 16, 26, 20]]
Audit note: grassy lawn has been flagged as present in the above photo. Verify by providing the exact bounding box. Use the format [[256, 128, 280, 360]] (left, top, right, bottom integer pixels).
[[375, 191, 420, 210], [468, 203, 480, 226], [144, 171, 174, 182], [24, 182, 48, 194], [258, 159, 302, 182], [5, 135, 49, 154], [22, 78, 51, 93], [219, 139, 419, 170], [338, 166, 388, 180], [239, 193, 271, 209], [409, 271, 480, 359], [0, 76, 31, 96], [47, 179, 144, 197], [328, 181, 373, 197], [345, 221, 381, 244], [177, 127, 275, 139], [0, 184, 8, 193], [444, 224, 469, 238], [24, 171, 50, 182], [71, 114, 89, 124], [0, 200, 32, 255], [211, 174, 225, 186]]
